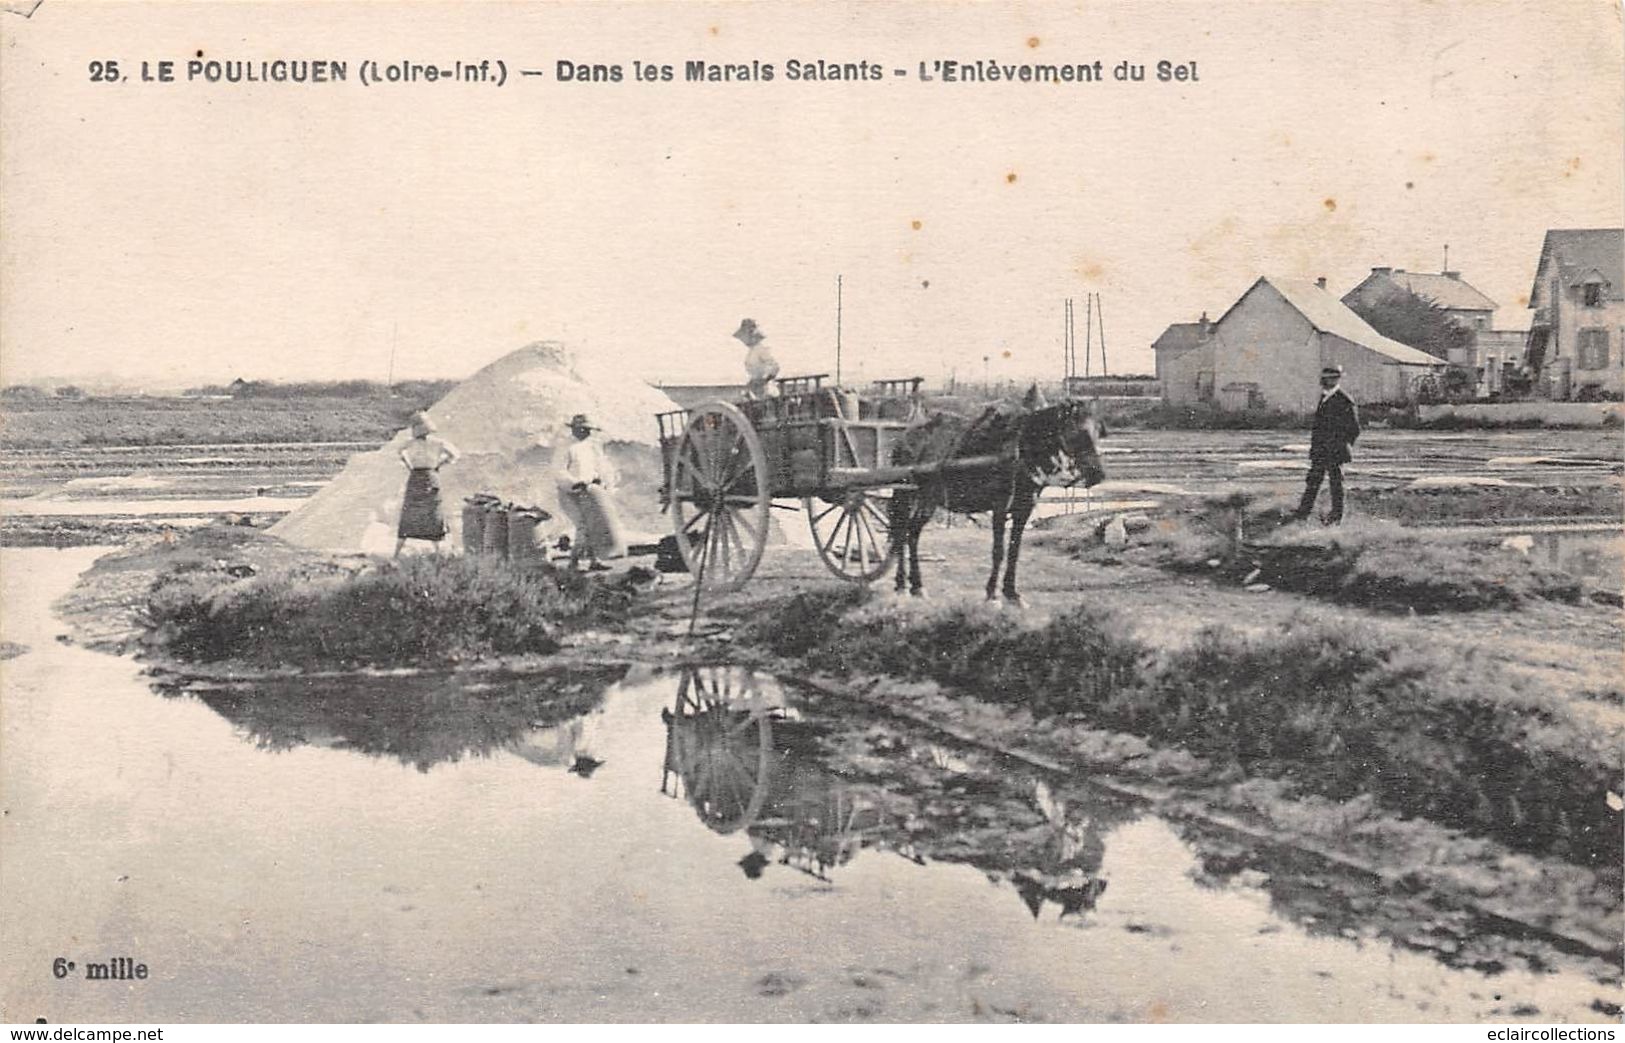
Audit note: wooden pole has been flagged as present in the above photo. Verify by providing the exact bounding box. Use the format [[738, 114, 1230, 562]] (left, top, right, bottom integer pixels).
[[835, 275, 843, 385], [1096, 293, 1109, 376], [1084, 295, 1094, 377]]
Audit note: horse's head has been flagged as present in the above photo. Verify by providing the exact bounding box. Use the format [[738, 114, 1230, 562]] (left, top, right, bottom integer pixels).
[[1020, 400, 1107, 489]]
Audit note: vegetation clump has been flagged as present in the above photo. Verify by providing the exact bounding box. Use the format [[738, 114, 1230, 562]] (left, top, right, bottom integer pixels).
[[740, 592, 1621, 869], [146, 555, 622, 668]]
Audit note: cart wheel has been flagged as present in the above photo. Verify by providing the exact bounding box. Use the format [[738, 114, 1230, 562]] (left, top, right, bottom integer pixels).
[[664, 666, 776, 834], [805, 490, 896, 583], [671, 403, 770, 593]]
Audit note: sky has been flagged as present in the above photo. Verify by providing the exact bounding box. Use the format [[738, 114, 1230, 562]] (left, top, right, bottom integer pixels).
[[2, 1, 1621, 390]]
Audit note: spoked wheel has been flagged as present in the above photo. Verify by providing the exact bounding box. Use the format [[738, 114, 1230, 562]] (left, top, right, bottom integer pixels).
[[805, 489, 896, 583], [670, 403, 771, 593], [663, 666, 776, 834]]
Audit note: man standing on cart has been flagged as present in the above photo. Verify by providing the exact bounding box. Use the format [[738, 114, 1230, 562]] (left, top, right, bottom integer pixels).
[[554, 413, 627, 571]]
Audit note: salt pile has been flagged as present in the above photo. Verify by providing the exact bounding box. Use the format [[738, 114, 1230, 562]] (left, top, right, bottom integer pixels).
[[272, 341, 683, 555]]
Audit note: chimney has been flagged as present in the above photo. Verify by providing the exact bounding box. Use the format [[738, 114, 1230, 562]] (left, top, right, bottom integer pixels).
[[1198, 311, 1211, 336], [1443, 270, 1461, 280], [1393, 268, 1405, 275], [1316, 276, 1327, 289], [1371, 266, 1392, 276]]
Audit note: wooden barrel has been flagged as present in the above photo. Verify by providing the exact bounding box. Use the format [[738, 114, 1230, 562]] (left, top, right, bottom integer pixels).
[[481, 501, 511, 558], [507, 506, 548, 566], [462, 495, 497, 554]]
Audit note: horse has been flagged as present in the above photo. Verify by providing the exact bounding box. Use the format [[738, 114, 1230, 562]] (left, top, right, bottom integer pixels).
[[887, 387, 1106, 604]]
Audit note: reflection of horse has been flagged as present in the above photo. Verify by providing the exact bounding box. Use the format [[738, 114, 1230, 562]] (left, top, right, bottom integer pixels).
[[1011, 780, 1110, 919], [889, 388, 1107, 603]]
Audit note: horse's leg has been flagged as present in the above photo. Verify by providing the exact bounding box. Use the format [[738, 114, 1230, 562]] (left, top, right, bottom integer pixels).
[[908, 501, 926, 596], [891, 492, 911, 594], [1003, 488, 1036, 605], [986, 508, 1007, 601]]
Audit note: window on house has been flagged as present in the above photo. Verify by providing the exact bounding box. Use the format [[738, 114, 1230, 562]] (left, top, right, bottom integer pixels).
[[1577, 329, 1610, 370], [1582, 282, 1603, 307]]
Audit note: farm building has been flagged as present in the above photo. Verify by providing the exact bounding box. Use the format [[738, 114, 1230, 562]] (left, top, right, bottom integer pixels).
[[1159, 277, 1444, 413], [1342, 267, 1498, 332], [1150, 314, 1216, 405], [1342, 265, 1529, 387], [1525, 228, 1625, 400]]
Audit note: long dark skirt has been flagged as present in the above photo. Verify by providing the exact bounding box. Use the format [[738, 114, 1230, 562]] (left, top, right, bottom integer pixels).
[[398, 468, 447, 540]]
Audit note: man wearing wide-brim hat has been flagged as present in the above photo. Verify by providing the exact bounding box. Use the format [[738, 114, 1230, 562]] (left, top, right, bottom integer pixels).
[[733, 318, 780, 400], [555, 413, 626, 570], [1291, 365, 1361, 524]]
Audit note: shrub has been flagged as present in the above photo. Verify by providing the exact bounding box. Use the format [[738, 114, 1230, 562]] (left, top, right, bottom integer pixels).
[[146, 555, 614, 667]]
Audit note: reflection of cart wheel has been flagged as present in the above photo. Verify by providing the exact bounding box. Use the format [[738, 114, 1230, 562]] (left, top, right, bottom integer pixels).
[[672, 403, 770, 593], [666, 667, 775, 834], [805, 490, 895, 583]]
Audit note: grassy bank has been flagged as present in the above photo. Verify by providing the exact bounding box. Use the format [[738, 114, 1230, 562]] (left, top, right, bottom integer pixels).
[[145, 555, 633, 668], [1044, 496, 1605, 612], [740, 590, 1621, 870]]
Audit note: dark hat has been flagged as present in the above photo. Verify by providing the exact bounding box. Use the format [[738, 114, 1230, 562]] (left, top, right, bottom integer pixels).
[[1320, 365, 1344, 378], [568, 413, 596, 431], [732, 318, 763, 344]]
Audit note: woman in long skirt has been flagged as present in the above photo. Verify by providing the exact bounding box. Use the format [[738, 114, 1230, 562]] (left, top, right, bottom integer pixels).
[[396, 412, 460, 556]]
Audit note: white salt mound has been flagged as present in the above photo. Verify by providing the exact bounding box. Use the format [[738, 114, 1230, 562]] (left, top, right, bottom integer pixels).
[[271, 341, 684, 555]]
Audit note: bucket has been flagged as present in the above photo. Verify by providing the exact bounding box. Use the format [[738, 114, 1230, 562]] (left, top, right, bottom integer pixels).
[[482, 501, 511, 558], [462, 495, 497, 554], [507, 506, 548, 566]]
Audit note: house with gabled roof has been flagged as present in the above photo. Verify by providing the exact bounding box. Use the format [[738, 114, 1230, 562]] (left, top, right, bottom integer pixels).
[[1525, 229, 1624, 400], [1343, 267, 1498, 332], [1186, 276, 1443, 412], [1150, 312, 1216, 404]]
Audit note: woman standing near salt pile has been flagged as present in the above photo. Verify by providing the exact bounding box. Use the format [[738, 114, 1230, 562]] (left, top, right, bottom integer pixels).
[[395, 411, 460, 556]]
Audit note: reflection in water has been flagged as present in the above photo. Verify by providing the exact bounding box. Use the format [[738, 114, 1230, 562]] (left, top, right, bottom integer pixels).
[[170, 666, 627, 773], [659, 665, 1124, 919], [159, 651, 1618, 984]]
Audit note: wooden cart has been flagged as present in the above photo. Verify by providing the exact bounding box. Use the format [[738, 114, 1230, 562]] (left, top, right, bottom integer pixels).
[[656, 374, 930, 592]]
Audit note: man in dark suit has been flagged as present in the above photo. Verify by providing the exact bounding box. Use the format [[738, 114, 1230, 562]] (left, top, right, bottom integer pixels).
[[1292, 365, 1361, 524]]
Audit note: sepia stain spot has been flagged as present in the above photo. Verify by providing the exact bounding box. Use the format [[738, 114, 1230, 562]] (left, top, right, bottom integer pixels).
[[911, 219, 922, 230], [1146, 1000, 1171, 1023], [1420, 151, 1436, 163], [1000, 350, 1012, 360], [1323, 198, 1337, 212], [708, 25, 719, 36], [921, 279, 930, 289], [1405, 181, 1414, 189], [1516, 294, 1529, 308], [1005, 172, 1018, 184], [1027, 36, 1041, 48]]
